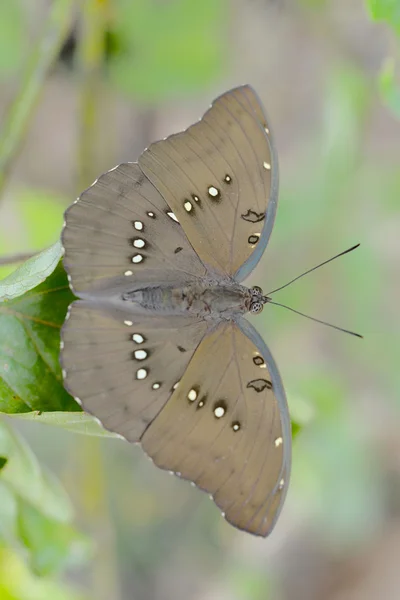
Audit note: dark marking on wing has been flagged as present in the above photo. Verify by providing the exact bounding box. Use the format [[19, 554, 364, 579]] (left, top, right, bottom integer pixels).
[[247, 378, 272, 392], [253, 356, 265, 366], [241, 209, 265, 223], [248, 235, 259, 245]]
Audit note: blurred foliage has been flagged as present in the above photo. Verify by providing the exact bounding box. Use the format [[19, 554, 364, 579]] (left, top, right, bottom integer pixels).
[[0, 189, 67, 282], [0, 3, 25, 78], [0, 545, 88, 600], [108, 0, 226, 101], [0, 0, 77, 197], [0, 419, 90, 577], [56, 0, 227, 102], [379, 56, 400, 118], [366, 0, 400, 118], [366, 0, 400, 34], [292, 373, 385, 549]]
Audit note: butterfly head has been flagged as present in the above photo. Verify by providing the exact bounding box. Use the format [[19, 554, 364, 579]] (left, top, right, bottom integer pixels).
[[248, 286, 271, 315]]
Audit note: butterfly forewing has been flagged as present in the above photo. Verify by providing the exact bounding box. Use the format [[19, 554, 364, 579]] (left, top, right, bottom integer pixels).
[[62, 163, 207, 296], [61, 302, 209, 442], [138, 85, 278, 281], [141, 319, 290, 536]]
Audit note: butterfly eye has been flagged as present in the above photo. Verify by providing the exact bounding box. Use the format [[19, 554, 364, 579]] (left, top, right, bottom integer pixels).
[[250, 301, 263, 314], [251, 286, 263, 295]]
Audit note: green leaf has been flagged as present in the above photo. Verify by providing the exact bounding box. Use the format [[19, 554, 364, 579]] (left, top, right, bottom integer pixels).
[[109, 0, 226, 102], [366, 0, 400, 34], [0, 242, 62, 301], [0, 260, 78, 413], [5, 411, 121, 438]]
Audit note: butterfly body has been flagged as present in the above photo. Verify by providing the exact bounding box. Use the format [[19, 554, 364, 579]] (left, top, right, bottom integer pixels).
[[120, 280, 251, 319], [60, 85, 291, 537]]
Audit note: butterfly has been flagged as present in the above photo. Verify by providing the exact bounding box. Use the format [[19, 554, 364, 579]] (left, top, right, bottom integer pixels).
[[60, 85, 291, 537]]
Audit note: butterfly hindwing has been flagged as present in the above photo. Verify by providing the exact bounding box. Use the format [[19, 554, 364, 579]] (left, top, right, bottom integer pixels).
[[138, 85, 278, 281], [141, 318, 291, 537], [60, 301, 209, 442]]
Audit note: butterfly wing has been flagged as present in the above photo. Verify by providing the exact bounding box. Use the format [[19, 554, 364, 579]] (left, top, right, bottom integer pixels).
[[141, 318, 291, 536], [138, 85, 279, 282], [60, 301, 209, 442], [62, 163, 207, 297]]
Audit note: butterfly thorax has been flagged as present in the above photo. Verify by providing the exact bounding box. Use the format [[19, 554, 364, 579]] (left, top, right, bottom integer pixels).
[[122, 280, 252, 318]]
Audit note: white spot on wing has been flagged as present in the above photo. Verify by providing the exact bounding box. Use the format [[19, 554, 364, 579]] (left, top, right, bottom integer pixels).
[[188, 389, 198, 402], [167, 211, 179, 223], [132, 333, 144, 343], [136, 368, 148, 380], [214, 406, 225, 418], [93, 416, 104, 428], [208, 186, 219, 197]]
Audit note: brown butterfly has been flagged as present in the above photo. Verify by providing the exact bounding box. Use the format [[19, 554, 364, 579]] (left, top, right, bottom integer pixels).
[[60, 85, 292, 536]]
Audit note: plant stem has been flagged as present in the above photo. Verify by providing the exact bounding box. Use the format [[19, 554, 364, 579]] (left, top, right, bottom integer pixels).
[[77, 0, 109, 192], [0, 0, 78, 200]]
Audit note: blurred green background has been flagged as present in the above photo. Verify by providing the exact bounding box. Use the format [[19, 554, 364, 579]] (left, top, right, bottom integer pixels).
[[0, 0, 399, 598]]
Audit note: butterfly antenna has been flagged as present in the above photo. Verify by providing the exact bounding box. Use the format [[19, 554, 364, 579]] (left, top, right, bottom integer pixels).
[[265, 300, 363, 338], [266, 244, 360, 296]]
